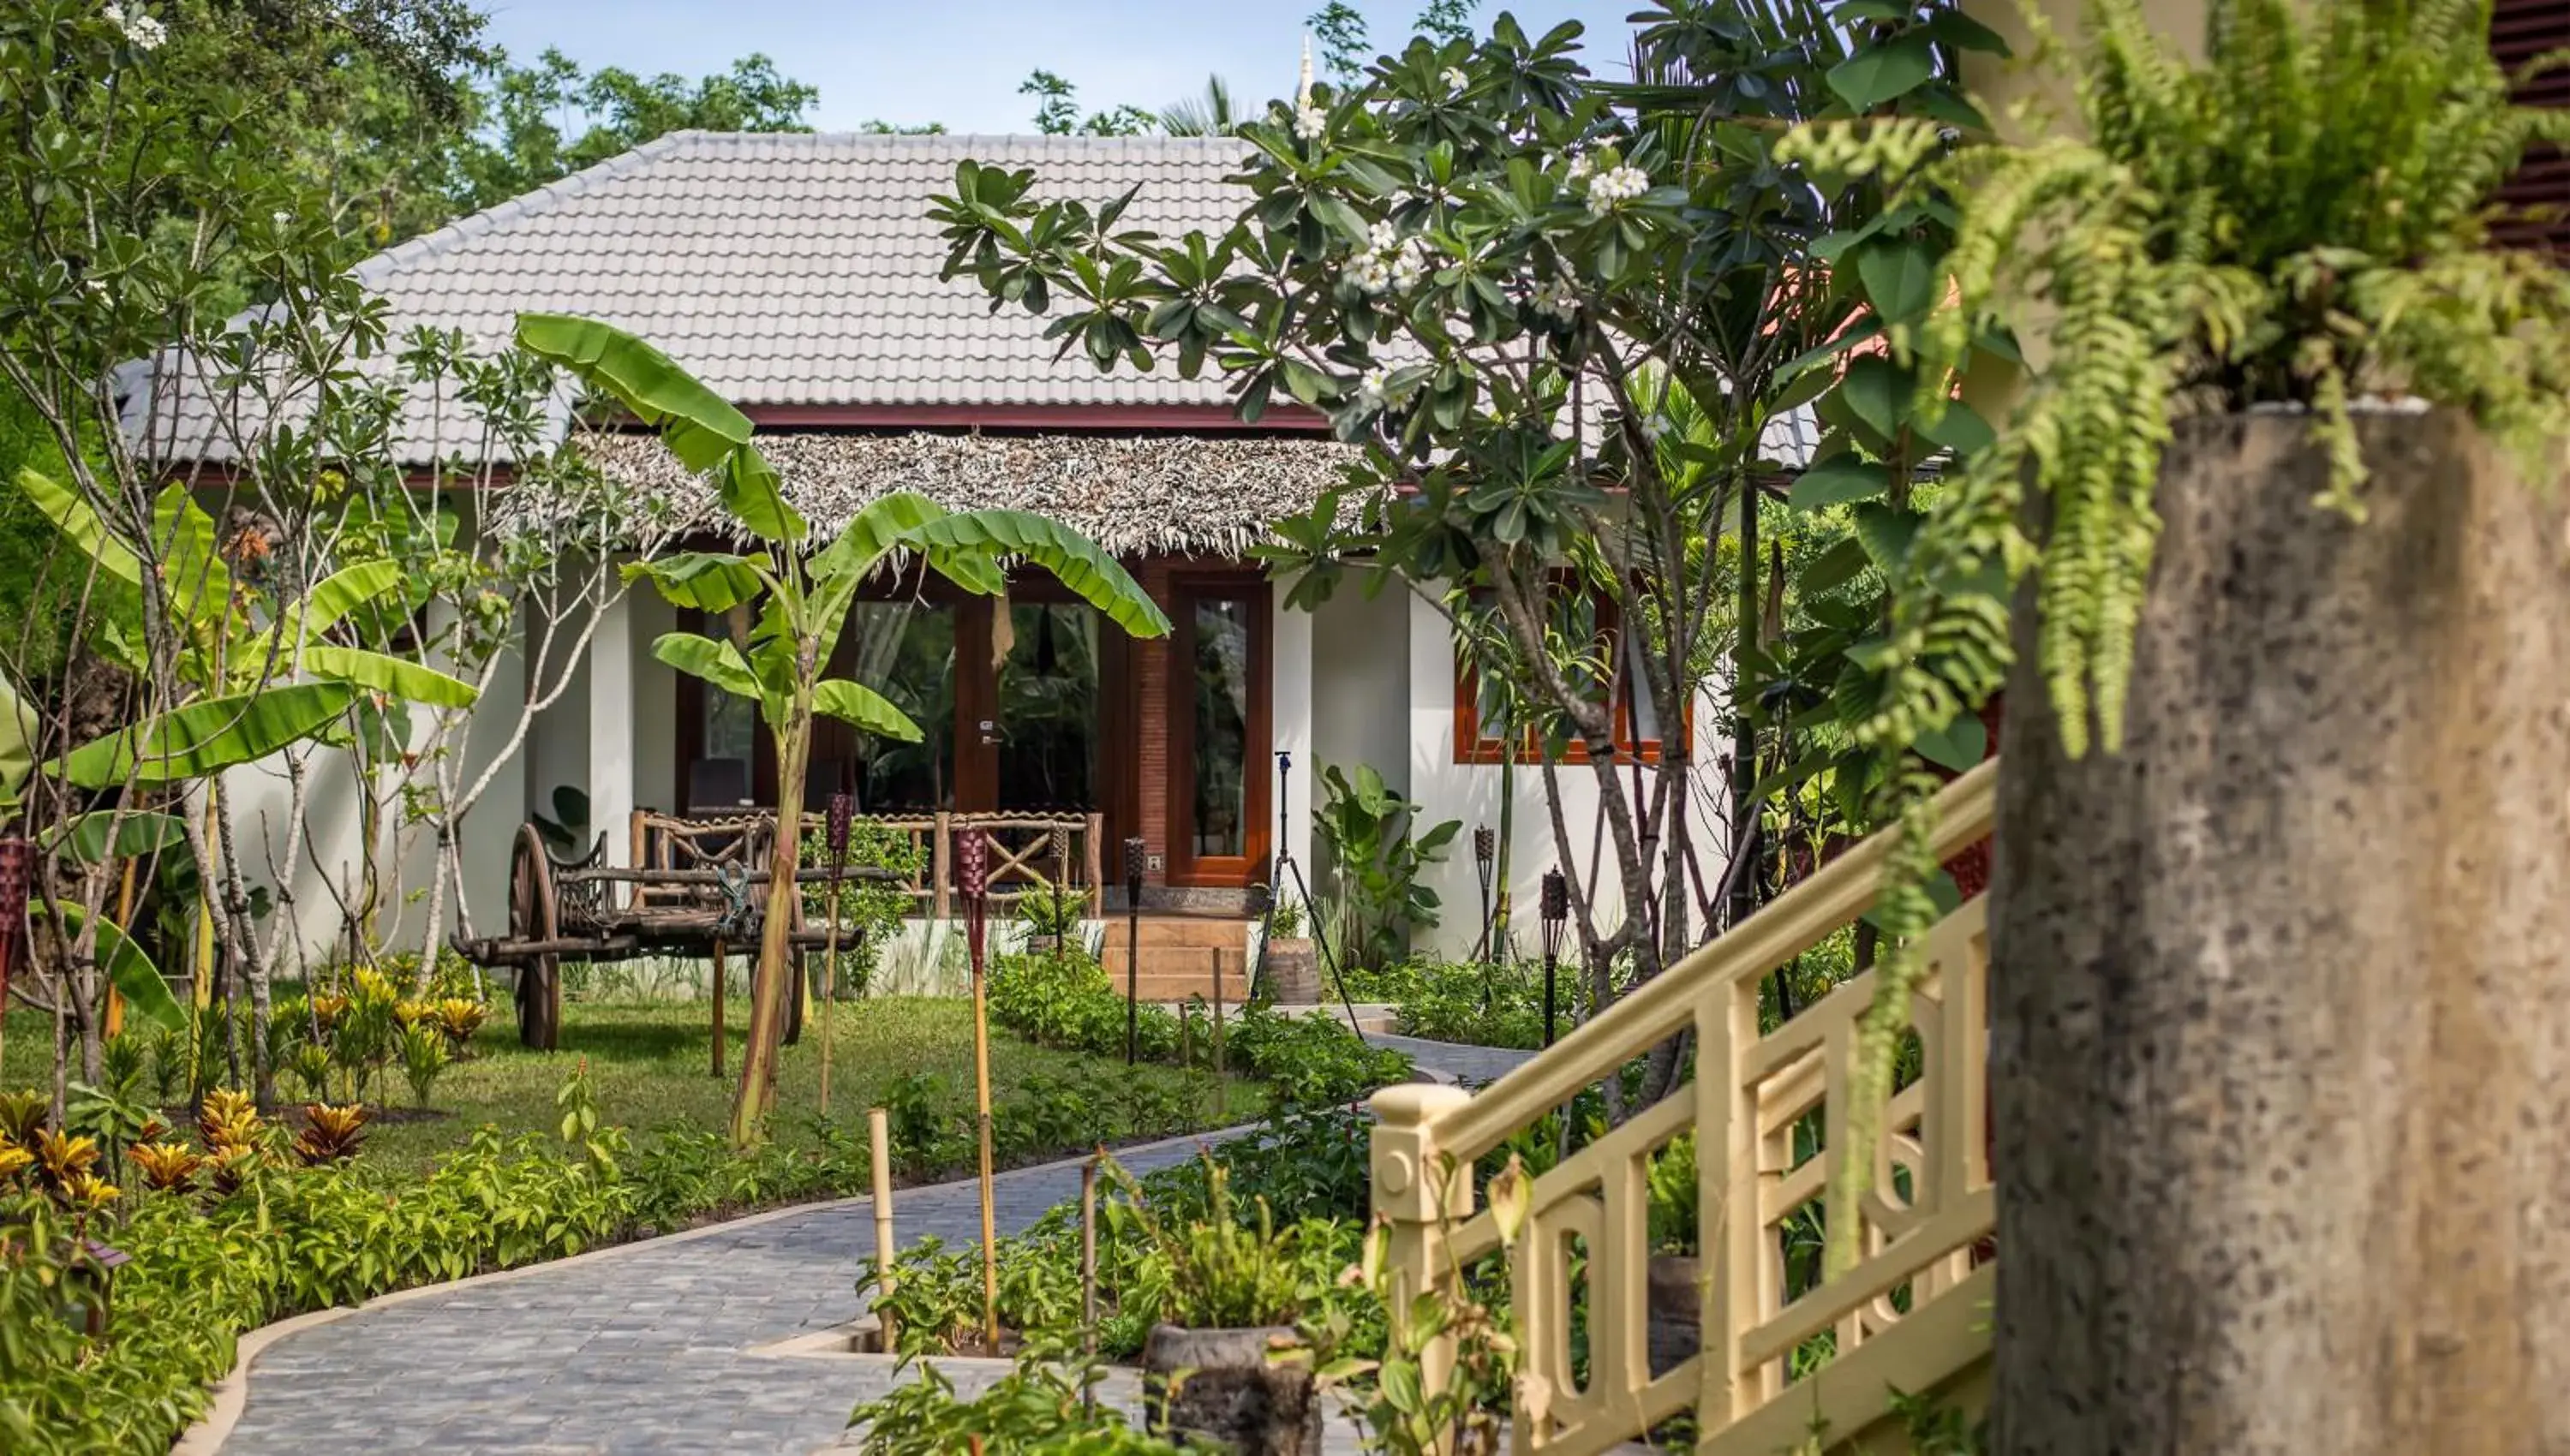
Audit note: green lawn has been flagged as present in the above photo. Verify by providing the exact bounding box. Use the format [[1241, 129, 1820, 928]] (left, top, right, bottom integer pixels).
[[2, 994, 1265, 1183]]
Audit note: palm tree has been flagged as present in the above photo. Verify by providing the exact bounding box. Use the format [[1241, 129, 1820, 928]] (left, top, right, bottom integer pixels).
[[1157, 75, 1239, 137]]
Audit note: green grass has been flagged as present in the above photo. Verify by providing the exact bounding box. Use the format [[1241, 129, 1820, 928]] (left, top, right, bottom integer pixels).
[[1, 994, 1267, 1183]]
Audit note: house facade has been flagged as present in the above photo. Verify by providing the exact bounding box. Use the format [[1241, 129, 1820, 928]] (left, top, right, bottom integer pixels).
[[136, 131, 1788, 977]]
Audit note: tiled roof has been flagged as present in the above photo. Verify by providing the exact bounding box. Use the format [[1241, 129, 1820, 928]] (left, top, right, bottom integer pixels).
[[118, 128, 1820, 474], [350, 130, 1250, 409], [119, 132, 1258, 461]]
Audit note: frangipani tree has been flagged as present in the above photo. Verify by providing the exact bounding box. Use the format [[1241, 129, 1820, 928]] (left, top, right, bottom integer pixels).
[[515, 313, 1168, 1145]]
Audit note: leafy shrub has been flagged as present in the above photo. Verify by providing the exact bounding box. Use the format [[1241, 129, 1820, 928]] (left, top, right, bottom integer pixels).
[[989, 949, 1182, 1063], [802, 820, 928, 998], [1312, 762, 1461, 967], [1226, 1005, 1414, 1108], [1385, 958, 1592, 1051], [1105, 1153, 1312, 1329], [0, 1126, 631, 1455], [397, 1023, 450, 1109], [846, 1353, 1183, 1455]]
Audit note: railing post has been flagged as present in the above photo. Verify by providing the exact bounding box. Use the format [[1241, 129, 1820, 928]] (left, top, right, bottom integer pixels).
[[1370, 1083, 1475, 1447], [932, 811, 953, 922]]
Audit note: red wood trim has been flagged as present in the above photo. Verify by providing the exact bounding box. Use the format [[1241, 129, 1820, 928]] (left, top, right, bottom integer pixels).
[[1165, 569, 1274, 889], [741, 403, 1330, 432], [1449, 584, 1694, 767]]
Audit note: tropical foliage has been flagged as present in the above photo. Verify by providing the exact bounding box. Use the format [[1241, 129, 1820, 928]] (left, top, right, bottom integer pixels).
[[515, 312, 1168, 1144]]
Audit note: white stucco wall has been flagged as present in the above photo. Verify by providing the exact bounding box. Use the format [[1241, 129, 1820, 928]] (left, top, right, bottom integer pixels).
[[1384, 583, 1726, 963], [1270, 576, 1314, 902]]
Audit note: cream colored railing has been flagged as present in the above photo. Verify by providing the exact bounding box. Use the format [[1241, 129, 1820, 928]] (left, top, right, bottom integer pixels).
[[1368, 761, 1998, 1455]]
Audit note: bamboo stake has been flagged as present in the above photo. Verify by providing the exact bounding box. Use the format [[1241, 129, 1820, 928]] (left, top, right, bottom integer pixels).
[[106, 857, 138, 1039], [959, 827, 999, 1351], [869, 1105, 897, 1349], [1081, 1153, 1099, 1407]]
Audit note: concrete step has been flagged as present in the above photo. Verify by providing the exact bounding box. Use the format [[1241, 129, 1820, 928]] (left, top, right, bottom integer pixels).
[[1097, 916, 1252, 951], [1101, 945, 1252, 979], [1130, 974, 1256, 1003]]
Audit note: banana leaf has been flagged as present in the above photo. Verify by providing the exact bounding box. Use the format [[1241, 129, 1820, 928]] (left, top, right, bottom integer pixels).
[[813, 679, 924, 742], [52, 682, 361, 789], [623, 553, 765, 612], [905, 510, 1172, 638], [651, 633, 765, 704], [34, 900, 183, 1033], [18, 468, 143, 584], [152, 484, 235, 624], [516, 313, 805, 543], [0, 672, 32, 808], [47, 810, 190, 865], [302, 646, 481, 708], [514, 313, 754, 473]]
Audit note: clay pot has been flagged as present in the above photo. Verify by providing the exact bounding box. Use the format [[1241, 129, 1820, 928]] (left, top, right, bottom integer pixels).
[[1141, 1323, 1321, 1455], [1264, 937, 1320, 1004]]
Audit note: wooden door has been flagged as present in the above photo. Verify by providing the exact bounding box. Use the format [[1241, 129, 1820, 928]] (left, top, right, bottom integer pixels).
[[1165, 574, 1271, 888]]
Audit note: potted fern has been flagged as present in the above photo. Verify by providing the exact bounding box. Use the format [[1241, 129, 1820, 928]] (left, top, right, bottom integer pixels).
[[1790, 0, 2570, 1447], [1106, 1154, 1322, 1455]]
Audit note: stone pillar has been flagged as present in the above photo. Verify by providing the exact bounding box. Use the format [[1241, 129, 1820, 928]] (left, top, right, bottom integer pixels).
[[1990, 413, 2570, 1456]]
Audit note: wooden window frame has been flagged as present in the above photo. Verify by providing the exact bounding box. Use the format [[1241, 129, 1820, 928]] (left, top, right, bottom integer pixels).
[[1451, 582, 1692, 767], [1165, 570, 1274, 888]]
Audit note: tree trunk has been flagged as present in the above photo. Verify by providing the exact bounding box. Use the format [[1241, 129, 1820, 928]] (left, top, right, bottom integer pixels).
[[731, 708, 808, 1147], [1990, 411, 2570, 1455]]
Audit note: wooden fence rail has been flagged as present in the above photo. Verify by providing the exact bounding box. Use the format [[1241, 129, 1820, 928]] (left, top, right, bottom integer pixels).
[[1369, 761, 1999, 1454]]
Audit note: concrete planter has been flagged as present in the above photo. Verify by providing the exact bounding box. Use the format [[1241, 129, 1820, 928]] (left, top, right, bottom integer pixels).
[[1992, 412, 2570, 1454], [1141, 1322, 1321, 1455], [1264, 938, 1320, 1004]]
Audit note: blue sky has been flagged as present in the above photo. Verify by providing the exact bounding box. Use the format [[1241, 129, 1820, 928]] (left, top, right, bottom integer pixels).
[[475, 1, 1646, 134]]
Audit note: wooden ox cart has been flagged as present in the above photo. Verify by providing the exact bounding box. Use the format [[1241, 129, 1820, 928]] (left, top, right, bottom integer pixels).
[[454, 810, 892, 1057]]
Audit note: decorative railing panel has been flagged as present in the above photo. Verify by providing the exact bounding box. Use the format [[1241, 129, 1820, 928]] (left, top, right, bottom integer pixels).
[[1371, 761, 1998, 1454]]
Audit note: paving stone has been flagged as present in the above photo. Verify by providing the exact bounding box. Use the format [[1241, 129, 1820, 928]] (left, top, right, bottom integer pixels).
[[217, 1038, 1517, 1453]]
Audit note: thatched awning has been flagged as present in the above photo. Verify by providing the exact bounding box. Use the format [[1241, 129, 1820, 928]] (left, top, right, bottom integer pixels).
[[584, 430, 1360, 558]]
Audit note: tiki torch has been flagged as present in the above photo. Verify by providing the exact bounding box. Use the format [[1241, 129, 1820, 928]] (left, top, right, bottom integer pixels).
[[819, 791, 854, 1113], [1540, 868, 1569, 1048], [958, 824, 999, 1351], [1121, 835, 1146, 1066], [1049, 823, 1072, 952], [0, 838, 28, 1069]]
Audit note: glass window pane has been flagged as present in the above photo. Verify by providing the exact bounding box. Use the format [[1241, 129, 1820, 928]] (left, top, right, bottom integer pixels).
[[847, 601, 957, 812], [1191, 599, 1251, 859], [996, 602, 1098, 813]]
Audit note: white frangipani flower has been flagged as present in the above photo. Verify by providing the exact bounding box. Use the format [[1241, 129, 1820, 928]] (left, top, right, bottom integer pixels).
[[1563, 150, 1597, 182], [1533, 276, 1580, 320], [114, 5, 165, 48], [1367, 218, 1401, 253], [1348, 253, 1393, 295], [1583, 163, 1648, 216], [1389, 236, 1435, 290], [1441, 66, 1468, 95], [1358, 367, 1393, 403], [1294, 102, 1329, 141]]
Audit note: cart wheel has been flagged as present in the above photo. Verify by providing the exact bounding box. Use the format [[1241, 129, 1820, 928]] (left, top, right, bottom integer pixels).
[[510, 825, 561, 1051]]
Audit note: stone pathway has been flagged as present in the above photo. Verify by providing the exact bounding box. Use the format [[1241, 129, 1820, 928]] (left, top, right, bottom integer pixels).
[[211, 1037, 1526, 1455]]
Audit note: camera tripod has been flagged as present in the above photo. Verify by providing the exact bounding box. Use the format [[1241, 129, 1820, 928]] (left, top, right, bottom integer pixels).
[[1250, 749, 1368, 1042]]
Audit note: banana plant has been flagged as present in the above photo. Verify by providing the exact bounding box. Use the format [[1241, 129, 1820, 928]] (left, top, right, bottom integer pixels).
[[16, 466, 481, 1028], [517, 312, 1170, 1146]]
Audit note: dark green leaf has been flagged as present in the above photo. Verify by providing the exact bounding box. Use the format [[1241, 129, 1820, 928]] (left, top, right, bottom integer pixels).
[[1856, 239, 1939, 325], [1826, 33, 1937, 110], [53, 683, 361, 789], [1790, 455, 1891, 510]]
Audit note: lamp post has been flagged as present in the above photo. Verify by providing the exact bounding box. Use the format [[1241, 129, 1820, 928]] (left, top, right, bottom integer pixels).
[[957, 825, 999, 1351], [0, 838, 30, 1070], [819, 792, 854, 1113], [1121, 835, 1145, 1065], [1539, 869, 1569, 1048]]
